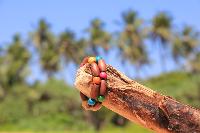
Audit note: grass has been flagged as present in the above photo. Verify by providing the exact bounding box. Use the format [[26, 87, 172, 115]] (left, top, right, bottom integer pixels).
[[0, 71, 199, 132], [0, 123, 152, 133], [144, 71, 200, 108]]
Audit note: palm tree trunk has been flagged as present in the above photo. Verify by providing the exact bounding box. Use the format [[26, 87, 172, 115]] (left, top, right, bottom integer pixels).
[[92, 45, 99, 55], [159, 42, 167, 73]]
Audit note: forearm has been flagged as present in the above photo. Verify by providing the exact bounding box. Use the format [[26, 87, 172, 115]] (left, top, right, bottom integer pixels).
[[75, 64, 200, 133]]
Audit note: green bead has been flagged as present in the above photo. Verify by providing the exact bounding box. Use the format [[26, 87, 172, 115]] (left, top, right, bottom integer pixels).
[[98, 95, 105, 102]]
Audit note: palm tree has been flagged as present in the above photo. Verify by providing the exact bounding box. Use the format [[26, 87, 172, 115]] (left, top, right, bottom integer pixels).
[[0, 34, 30, 88], [31, 19, 60, 78], [189, 53, 200, 73], [172, 26, 199, 70], [74, 38, 87, 64], [86, 18, 111, 55], [151, 12, 172, 72], [59, 30, 76, 63], [58, 30, 87, 65], [118, 10, 149, 78]]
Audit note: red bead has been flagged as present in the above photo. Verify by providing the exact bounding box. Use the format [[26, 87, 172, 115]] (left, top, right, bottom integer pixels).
[[91, 62, 100, 76], [98, 59, 106, 72], [90, 84, 100, 99], [100, 80, 107, 95], [100, 72, 107, 79]]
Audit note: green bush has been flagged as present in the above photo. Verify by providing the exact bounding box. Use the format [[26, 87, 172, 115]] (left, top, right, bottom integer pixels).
[[0, 72, 199, 132]]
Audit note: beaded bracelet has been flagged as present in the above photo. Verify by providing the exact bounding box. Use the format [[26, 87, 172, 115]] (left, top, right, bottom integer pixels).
[[79, 56, 107, 108]]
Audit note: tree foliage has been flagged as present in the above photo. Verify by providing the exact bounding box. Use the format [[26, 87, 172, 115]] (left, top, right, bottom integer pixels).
[[172, 26, 199, 62], [0, 34, 30, 88], [31, 19, 60, 77], [86, 18, 111, 55], [0, 10, 200, 132], [119, 10, 148, 68]]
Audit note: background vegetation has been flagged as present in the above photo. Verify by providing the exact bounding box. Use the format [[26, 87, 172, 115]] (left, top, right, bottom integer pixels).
[[0, 4, 200, 133]]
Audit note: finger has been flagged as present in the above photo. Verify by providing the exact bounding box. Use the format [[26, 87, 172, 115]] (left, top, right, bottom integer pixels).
[[81, 101, 102, 111], [80, 92, 88, 101]]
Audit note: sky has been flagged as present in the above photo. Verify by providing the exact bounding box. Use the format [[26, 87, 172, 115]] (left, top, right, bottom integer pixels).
[[0, 0, 200, 84]]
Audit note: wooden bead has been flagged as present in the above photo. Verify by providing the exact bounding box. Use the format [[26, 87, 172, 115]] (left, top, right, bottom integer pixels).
[[80, 57, 89, 67], [80, 92, 88, 101], [90, 84, 100, 99], [98, 95, 105, 102], [96, 56, 102, 62], [92, 77, 101, 84], [98, 59, 106, 72], [88, 98, 96, 106], [88, 57, 96, 64], [91, 62, 100, 76], [100, 80, 107, 95], [100, 72, 107, 79]]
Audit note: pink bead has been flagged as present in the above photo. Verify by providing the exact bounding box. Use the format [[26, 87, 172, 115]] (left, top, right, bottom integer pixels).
[[99, 72, 107, 79]]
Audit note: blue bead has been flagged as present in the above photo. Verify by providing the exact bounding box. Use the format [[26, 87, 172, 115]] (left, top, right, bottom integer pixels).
[[96, 56, 102, 62], [88, 98, 96, 106]]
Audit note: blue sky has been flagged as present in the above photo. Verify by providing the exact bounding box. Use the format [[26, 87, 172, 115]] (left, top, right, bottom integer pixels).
[[0, 0, 200, 84], [1, 0, 200, 42]]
